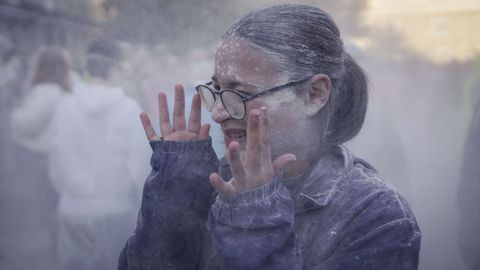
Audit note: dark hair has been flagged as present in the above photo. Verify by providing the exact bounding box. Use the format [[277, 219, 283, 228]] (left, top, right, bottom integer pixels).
[[32, 47, 72, 92], [223, 4, 368, 145], [86, 39, 122, 79]]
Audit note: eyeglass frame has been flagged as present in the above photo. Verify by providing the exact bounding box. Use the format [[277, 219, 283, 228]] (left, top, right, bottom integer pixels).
[[195, 76, 311, 119]]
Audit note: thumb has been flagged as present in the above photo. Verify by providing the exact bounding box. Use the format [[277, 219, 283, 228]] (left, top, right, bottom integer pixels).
[[140, 112, 160, 141], [209, 173, 235, 197], [272, 153, 297, 175], [199, 123, 210, 140]]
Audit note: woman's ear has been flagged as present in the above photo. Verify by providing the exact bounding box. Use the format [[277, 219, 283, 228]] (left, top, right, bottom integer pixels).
[[305, 74, 331, 117]]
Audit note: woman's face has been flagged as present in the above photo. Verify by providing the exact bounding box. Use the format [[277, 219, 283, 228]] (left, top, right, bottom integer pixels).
[[212, 39, 312, 160]]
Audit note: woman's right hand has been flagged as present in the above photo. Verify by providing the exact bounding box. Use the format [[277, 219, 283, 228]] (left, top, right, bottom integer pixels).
[[140, 84, 210, 142]]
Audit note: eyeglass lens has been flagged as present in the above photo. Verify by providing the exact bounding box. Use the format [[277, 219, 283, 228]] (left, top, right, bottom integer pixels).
[[197, 85, 215, 111], [197, 85, 245, 119], [221, 90, 244, 119]]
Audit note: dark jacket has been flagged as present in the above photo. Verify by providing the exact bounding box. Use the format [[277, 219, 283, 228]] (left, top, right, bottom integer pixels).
[[118, 139, 421, 269]]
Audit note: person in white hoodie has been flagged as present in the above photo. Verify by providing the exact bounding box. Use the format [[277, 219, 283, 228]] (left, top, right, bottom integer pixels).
[[48, 39, 150, 270]]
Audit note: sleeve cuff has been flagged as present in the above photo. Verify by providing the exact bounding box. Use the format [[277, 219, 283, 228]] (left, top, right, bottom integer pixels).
[[149, 137, 213, 152], [210, 174, 295, 229], [218, 174, 284, 205], [149, 138, 217, 170]]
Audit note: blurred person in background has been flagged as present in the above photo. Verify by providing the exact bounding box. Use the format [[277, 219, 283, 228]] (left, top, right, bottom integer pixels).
[[10, 47, 72, 153], [457, 86, 480, 270], [0, 34, 22, 93], [48, 39, 150, 270], [1, 33, 22, 161], [119, 4, 420, 269], [7, 47, 72, 269], [1, 34, 23, 151]]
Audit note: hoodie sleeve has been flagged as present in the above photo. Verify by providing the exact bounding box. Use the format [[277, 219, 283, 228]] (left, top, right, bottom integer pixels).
[[10, 85, 63, 139], [207, 176, 303, 270], [118, 139, 218, 270]]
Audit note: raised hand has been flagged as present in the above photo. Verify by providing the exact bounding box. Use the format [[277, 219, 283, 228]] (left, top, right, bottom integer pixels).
[[209, 107, 296, 197], [140, 84, 210, 142]]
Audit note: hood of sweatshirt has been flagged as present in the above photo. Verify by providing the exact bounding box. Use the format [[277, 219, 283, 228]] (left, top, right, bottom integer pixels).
[[72, 81, 125, 116]]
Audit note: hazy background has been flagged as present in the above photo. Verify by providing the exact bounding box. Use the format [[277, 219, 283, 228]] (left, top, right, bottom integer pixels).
[[1, 0, 479, 269]]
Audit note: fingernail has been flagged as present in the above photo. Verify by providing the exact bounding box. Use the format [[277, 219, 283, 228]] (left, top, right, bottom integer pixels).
[[260, 107, 267, 116]]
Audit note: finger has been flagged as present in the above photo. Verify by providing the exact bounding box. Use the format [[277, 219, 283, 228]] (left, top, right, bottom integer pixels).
[[272, 153, 297, 176], [140, 112, 160, 141], [187, 94, 201, 134], [172, 84, 186, 132], [246, 109, 261, 167], [259, 107, 271, 163], [209, 173, 235, 197], [198, 124, 210, 140], [227, 141, 246, 182], [158, 92, 172, 137]]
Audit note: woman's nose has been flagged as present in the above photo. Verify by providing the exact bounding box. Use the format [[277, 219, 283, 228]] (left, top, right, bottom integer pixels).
[[211, 99, 230, 123]]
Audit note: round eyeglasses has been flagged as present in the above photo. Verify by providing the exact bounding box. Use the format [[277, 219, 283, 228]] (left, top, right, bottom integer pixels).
[[195, 77, 310, 120]]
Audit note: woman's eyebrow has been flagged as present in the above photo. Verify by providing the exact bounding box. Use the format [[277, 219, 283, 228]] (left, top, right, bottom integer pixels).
[[211, 75, 257, 90]]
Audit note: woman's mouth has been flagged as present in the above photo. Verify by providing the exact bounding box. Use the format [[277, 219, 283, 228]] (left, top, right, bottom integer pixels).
[[228, 132, 246, 138], [223, 128, 247, 145]]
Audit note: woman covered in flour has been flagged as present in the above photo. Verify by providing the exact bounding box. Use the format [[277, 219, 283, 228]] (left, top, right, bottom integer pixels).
[[119, 4, 421, 269]]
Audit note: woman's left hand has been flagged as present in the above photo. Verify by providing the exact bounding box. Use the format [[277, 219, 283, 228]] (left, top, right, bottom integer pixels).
[[209, 107, 296, 197]]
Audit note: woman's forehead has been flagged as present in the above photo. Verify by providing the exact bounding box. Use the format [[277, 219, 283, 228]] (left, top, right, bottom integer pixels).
[[214, 39, 284, 88]]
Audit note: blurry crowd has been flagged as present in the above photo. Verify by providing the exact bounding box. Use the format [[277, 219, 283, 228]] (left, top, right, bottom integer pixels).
[[0, 34, 221, 270], [1, 37, 146, 270]]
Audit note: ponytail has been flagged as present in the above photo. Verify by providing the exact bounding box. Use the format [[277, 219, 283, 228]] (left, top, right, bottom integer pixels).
[[327, 53, 368, 145]]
